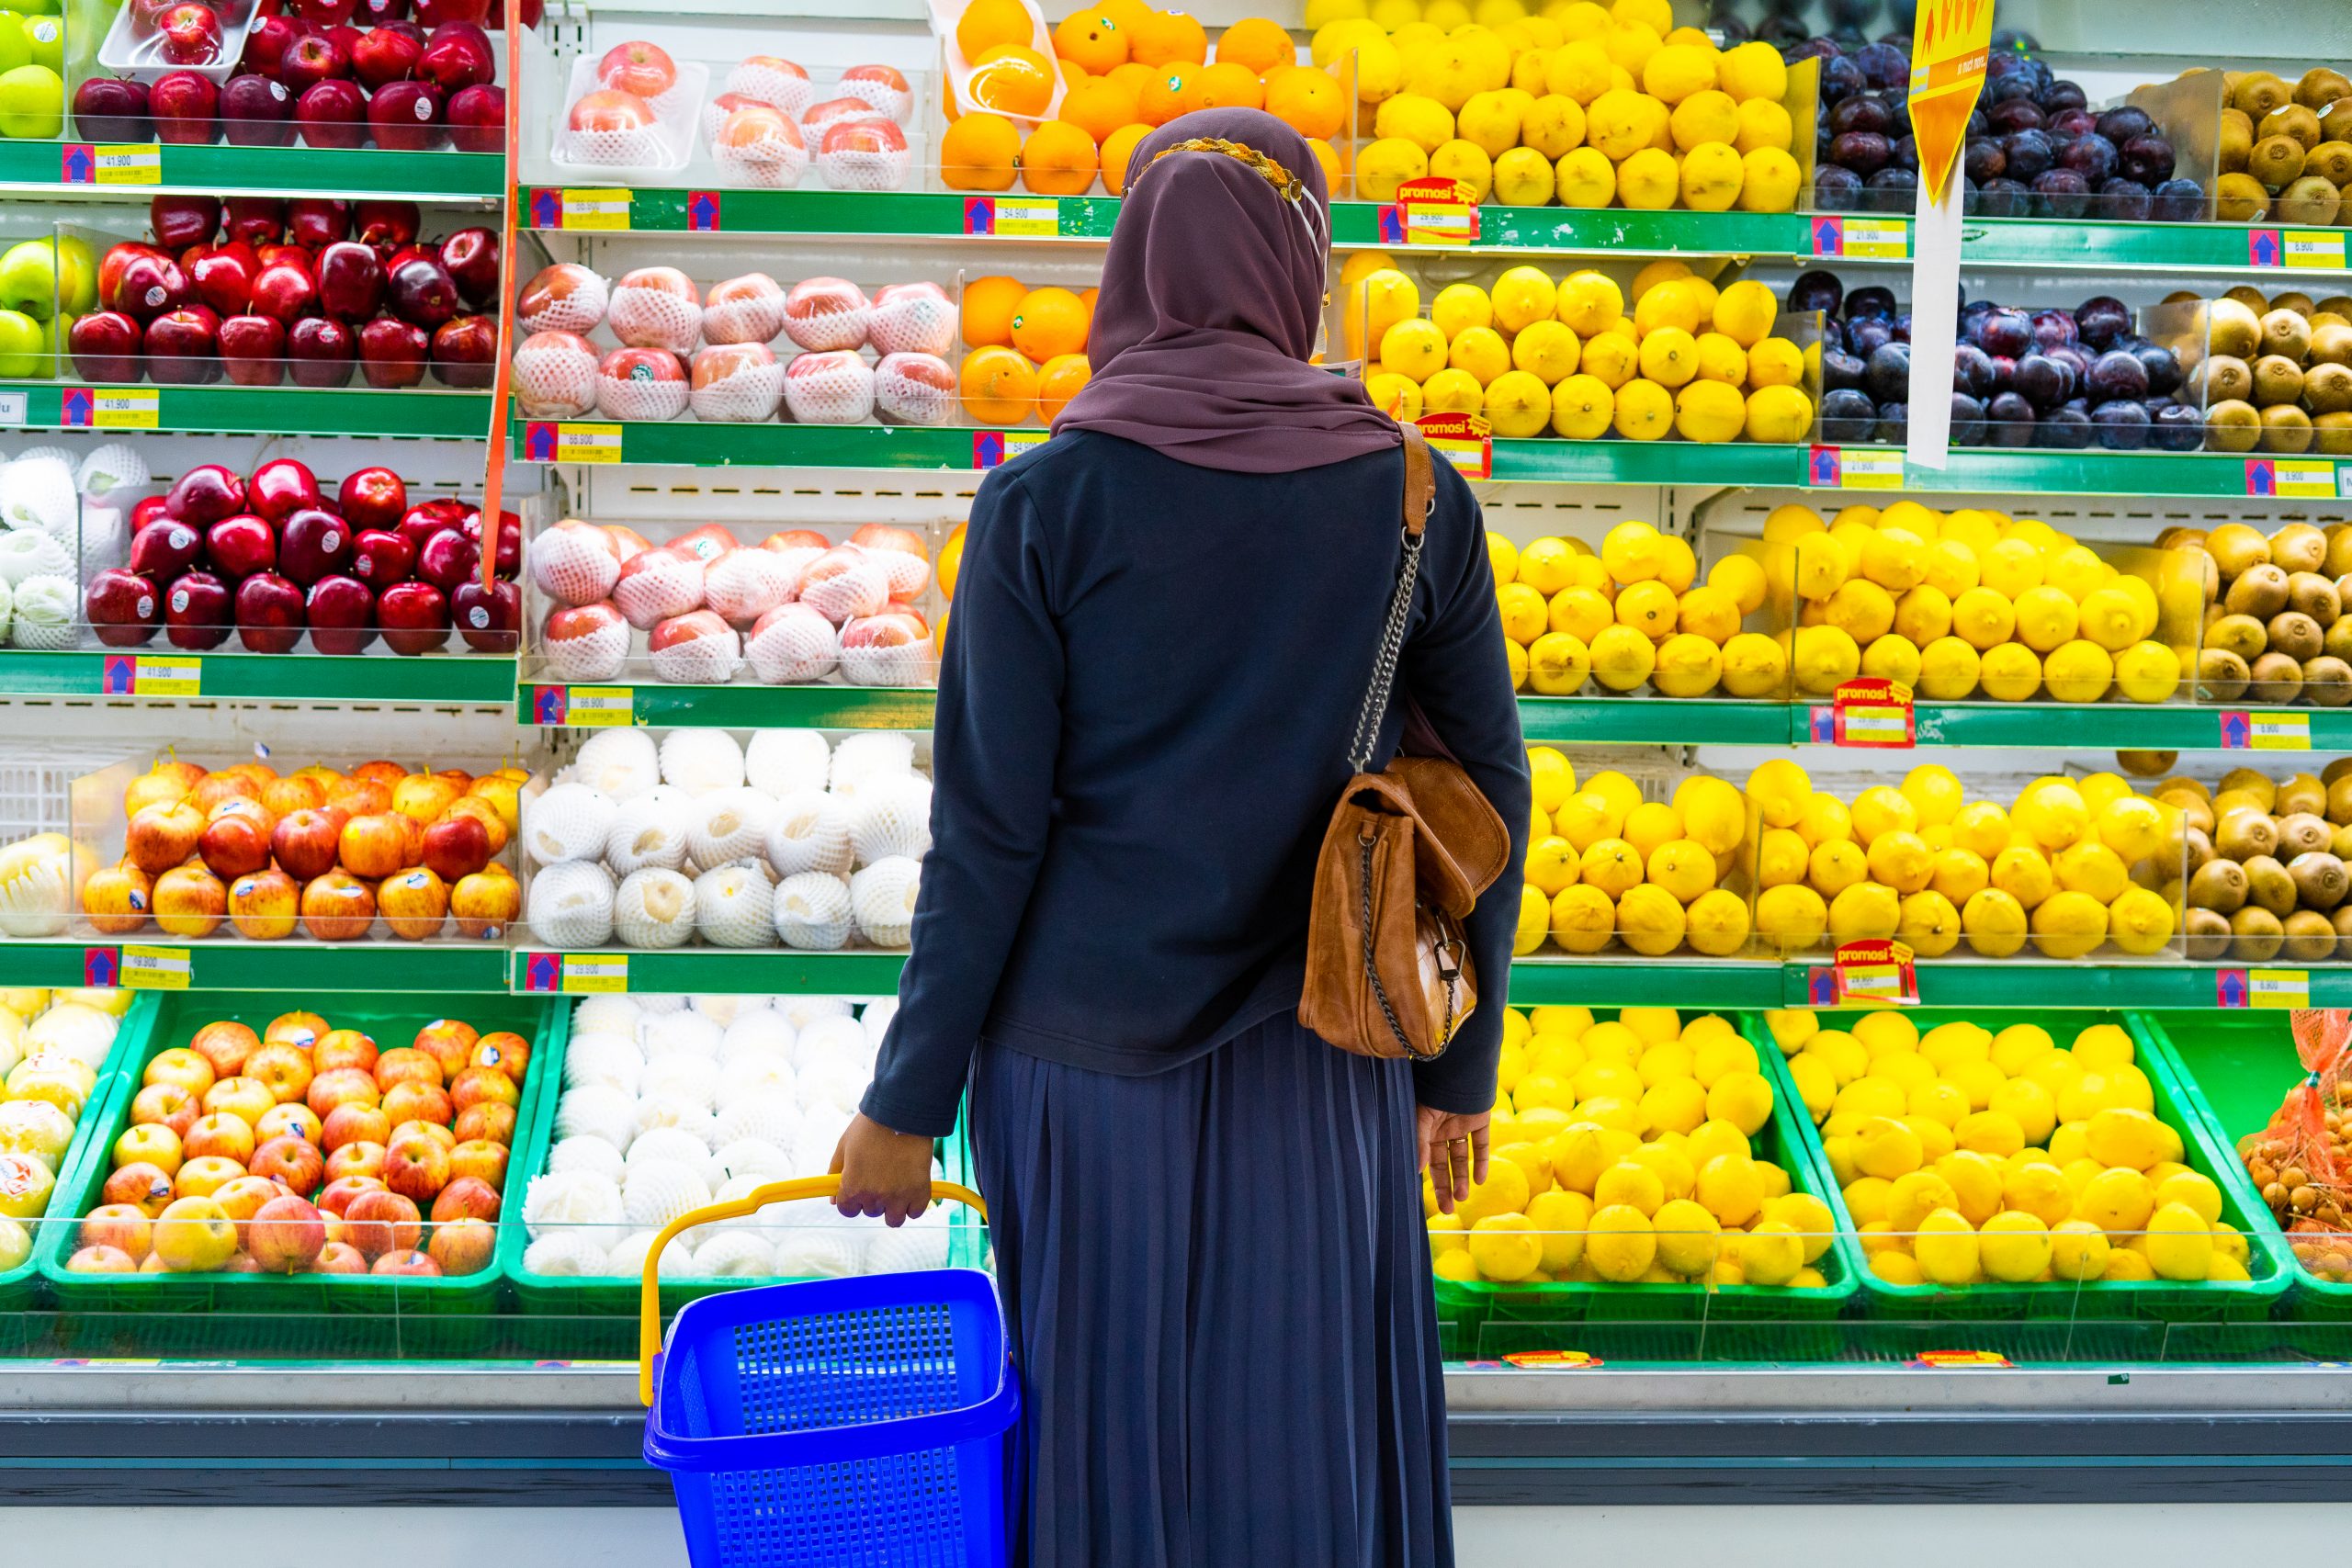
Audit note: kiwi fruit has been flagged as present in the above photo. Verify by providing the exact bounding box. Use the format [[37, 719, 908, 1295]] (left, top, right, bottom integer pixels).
[[2246, 853, 2299, 916], [2283, 909, 2339, 963], [2218, 173, 2275, 221], [2335, 903, 2352, 942], [2187, 906, 2234, 960], [2317, 313, 2352, 332], [2205, 602, 2230, 636], [2281, 812, 2335, 858], [2209, 400, 2265, 452], [2218, 803, 2281, 858], [2330, 617, 2352, 663], [2188, 856, 2251, 912], [2298, 67, 2352, 109], [2312, 141, 2352, 187], [2251, 649, 2310, 703], [2199, 355, 2256, 404], [2160, 773, 2214, 800], [2280, 772, 2329, 816], [2265, 104, 2326, 151], [2331, 773, 2352, 824], [2282, 176, 2346, 226], [2199, 647, 2253, 701], [2226, 562, 2291, 616], [2288, 570, 2343, 622], [2328, 296, 2352, 316], [2276, 290, 2322, 316], [2118, 749, 2177, 776], [2307, 362, 2352, 413], [2321, 412, 2352, 455], [2331, 758, 2352, 784], [2154, 526, 2208, 551], [2209, 297, 2265, 358], [2233, 904, 2288, 961], [2269, 609, 2324, 660], [2161, 786, 2217, 835], [2215, 788, 2270, 818], [2264, 404, 2318, 453], [2237, 73, 2293, 119], [2251, 134, 2310, 189], [2291, 851, 2352, 909], [2308, 654, 2352, 705], [2254, 355, 2307, 407], [2222, 108, 2255, 173], [2222, 770, 2277, 807], [2336, 821, 2352, 859], [2209, 613, 2272, 661], [2265, 308, 2316, 362], [2329, 102, 2352, 143], [2178, 822, 2217, 876], [2274, 522, 2329, 571], [2208, 522, 2274, 576]]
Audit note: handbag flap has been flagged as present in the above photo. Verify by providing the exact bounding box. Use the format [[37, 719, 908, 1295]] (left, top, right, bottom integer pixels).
[[1387, 754, 1511, 901], [1342, 768, 1479, 917]]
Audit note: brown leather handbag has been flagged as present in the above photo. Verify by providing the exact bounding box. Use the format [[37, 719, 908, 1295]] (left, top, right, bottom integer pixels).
[[1298, 423, 1512, 1061]]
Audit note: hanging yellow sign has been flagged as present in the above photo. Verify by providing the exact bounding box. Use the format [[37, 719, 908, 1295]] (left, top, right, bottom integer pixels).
[[1908, 0, 1995, 199]]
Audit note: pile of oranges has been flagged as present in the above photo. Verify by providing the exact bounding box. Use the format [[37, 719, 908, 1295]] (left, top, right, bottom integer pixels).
[[943, 3, 1348, 199], [957, 275, 1095, 426]]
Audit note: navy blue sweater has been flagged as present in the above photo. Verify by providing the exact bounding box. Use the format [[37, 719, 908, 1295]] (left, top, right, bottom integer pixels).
[[863, 430, 1530, 1138]]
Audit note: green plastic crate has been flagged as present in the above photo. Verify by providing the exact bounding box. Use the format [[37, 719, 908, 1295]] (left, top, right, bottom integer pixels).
[[1793, 1009, 2288, 1357], [498, 1004, 982, 1360], [33, 991, 562, 1359], [0, 994, 160, 1349], [2139, 1009, 2352, 1330], [1434, 1009, 1865, 1365]]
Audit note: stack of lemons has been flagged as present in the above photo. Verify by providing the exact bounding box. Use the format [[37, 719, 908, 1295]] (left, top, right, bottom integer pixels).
[[1514, 752, 1755, 960], [1307, 0, 1804, 211], [1771, 499, 2189, 705], [1765, 1010, 2253, 1288], [1492, 520, 1784, 698], [1430, 1006, 1837, 1287], [1352, 256, 1815, 445], [1743, 760, 2181, 962]]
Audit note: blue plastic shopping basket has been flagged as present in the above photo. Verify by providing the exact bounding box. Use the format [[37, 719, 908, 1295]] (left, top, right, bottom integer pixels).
[[639, 1177, 1019, 1568]]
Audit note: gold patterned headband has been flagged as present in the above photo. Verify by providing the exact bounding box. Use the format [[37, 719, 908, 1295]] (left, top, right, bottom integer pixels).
[[1146, 137, 1306, 204]]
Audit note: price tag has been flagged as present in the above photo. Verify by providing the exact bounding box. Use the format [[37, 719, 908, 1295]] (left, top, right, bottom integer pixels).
[[560, 954, 628, 993], [1415, 412, 1491, 479], [962, 197, 1060, 237], [1501, 1350, 1602, 1370], [972, 430, 1048, 468], [1830, 938, 1917, 1008], [1829, 677, 1914, 747], [0, 392, 26, 425], [1806, 444, 1904, 489], [1911, 1349, 2012, 1370], [2217, 710, 2310, 750], [1809, 215, 1908, 259], [119, 944, 191, 990], [100, 654, 200, 697], [559, 188, 632, 230], [564, 686, 635, 727], [1394, 176, 1480, 246], [2246, 457, 2337, 499], [2249, 229, 2348, 269], [2217, 967, 2311, 1009], [61, 143, 160, 185], [60, 388, 158, 430], [519, 422, 624, 465]]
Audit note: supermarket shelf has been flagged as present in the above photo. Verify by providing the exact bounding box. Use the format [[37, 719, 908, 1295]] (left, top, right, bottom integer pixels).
[[1506, 958, 1783, 1008], [510, 946, 909, 994], [10, 143, 504, 202], [0, 940, 511, 991], [20, 383, 494, 440], [515, 678, 934, 728], [1519, 696, 1786, 745], [0, 649, 514, 705], [509, 413, 1025, 468], [1785, 960, 2352, 1009]]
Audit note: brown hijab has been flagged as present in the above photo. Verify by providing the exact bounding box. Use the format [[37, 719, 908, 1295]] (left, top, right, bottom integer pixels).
[[1048, 107, 1402, 473]]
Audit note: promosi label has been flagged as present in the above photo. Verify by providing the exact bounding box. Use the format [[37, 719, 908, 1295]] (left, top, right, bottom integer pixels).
[[1831, 937, 1918, 1008], [1912, 1349, 2012, 1369], [1501, 1350, 1601, 1369], [1415, 412, 1491, 479], [1830, 677, 1914, 747], [1394, 175, 1480, 246]]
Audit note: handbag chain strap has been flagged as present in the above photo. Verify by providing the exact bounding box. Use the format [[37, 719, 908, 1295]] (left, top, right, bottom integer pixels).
[[1346, 425, 1435, 775]]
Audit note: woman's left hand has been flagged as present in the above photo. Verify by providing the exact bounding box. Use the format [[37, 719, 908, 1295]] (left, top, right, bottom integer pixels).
[[1416, 1105, 1489, 1215], [831, 1112, 938, 1226]]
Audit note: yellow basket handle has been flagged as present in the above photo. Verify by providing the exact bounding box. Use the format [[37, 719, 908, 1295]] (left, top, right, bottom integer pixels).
[[638, 1175, 988, 1406]]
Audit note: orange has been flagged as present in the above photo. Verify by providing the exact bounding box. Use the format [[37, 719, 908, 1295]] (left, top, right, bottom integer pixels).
[[1020, 120, 1101, 195], [1137, 59, 1204, 123], [969, 44, 1057, 117], [1306, 135, 1340, 190], [1080, 286, 1098, 320], [960, 275, 1028, 348], [1194, 60, 1265, 109], [1263, 66, 1345, 140], [957, 0, 1034, 62], [1054, 11, 1127, 74], [1037, 352, 1092, 421], [1059, 58, 1088, 88], [941, 111, 1023, 190], [1129, 8, 1208, 67], [1061, 76, 1140, 142], [961, 346, 1041, 425], [1106, 60, 1156, 97], [1217, 17, 1294, 74], [1097, 0, 1150, 32], [1010, 286, 1091, 360], [1101, 121, 1152, 192]]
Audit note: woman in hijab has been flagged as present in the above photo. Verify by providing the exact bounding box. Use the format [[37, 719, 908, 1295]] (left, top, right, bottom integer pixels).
[[833, 107, 1528, 1568]]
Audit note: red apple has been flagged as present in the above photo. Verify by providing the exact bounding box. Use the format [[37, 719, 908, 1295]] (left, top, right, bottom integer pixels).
[[112, 249, 187, 319], [149, 69, 219, 142], [251, 1134, 325, 1195], [429, 312, 496, 387], [358, 316, 427, 388], [311, 1240, 366, 1274], [227, 865, 300, 940], [313, 239, 382, 321], [378, 581, 449, 655], [416, 525, 476, 591], [281, 506, 355, 585], [74, 77, 152, 141], [379, 864, 448, 941], [450, 868, 518, 939], [300, 868, 376, 941], [67, 310, 141, 383], [321, 1102, 390, 1154], [268, 807, 342, 880], [427, 1217, 494, 1275], [130, 1082, 198, 1139], [149, 194, 220, 249], [316, 1173, 385, 1216], [292, 0, 359, 23], [349, 26, 421, 88], [203, 513, 271, 578], [355, 198, 419, 250], [288, 316, 356, 386], [344, 1189, 422, 1257], [217, 314, 286, 386], [153, 863, 228, 939], [160, 3, 224, 64], [446, 83, 503, 152], [439, 231, 506, 308], [568, 85, 651, 132], [129, 516, 203, 580], [85, 568, 162, 649], [305, 574, 376, 655], [368, 80, 443, 151], [385, 253, 458, 329], [430, 1173, 500, 1223], [414, 0, 487, 21], [248, 1194, 326, 1273], [222, 196, 285, 244], [249, 457, 321, 523], [417, 27, 492, 92], [294, 78, 367, 148], [198, 810, 270, 877], [287, 198, 348, 247], [104, 1163, 176, 1216], [240, 12, 299, 73], [143, 305, 220, 383], [164, 571, 232, 651], [598, 39, 673, 96], [371, 1249, 442, 1277], [235, 572, 305, 653], [221, 73, 294, 144], [419, 812, 491, 880], [451, 578, 517, 652], [348, 528, 414, 591]]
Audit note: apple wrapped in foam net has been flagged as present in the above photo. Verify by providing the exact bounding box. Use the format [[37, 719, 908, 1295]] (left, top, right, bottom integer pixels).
[[513, 331, 602, 418], [701, 273, 787, 345], [608, 270, 704, 355], [648, 610, 743, 684], [727, 58, 815, 118], [542, 602, 633, 682], [595, 349, 690, 422], [688, 344, 785, 423], [815, 118, 911, 192], [518, 265, 610, 336], [782, 351, 875, 425], [874, 353, 956, 425], [746, 602, 840, 684], [709, 107, 808, 190], [836, 64, 912, 125], [780, 278, 871, 353]]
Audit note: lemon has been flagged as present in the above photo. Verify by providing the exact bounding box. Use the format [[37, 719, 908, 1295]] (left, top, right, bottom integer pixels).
[[1848, 784, 1915, 846], [2014, 780, 2089, 851], [1672, 584, 1737, 644], [1519, 92, 1587, 157], [1744, 758, 1809, 827], [1976, 642, 2041, 701], [1976, 1210, 2052, 1282], [1585, 1203, 1656, 1280], [1792, 532, 1852, 601], [1611, 145, 1674, 208], [1644, 632, 1717, 697], [1515, 536, 1575, 594], [1364, 371, 1423, 419], [1730, 98, 1793, 158], [1464, 1213, 1543, 1281], [1668, 378, 1740, 443], [1542, 884, 1610, 953], [1354, 137, 1431, 202], [1600, 17, 1662, 76], [1431, 281, 1495, 340], [1421, 367, 1485, 414], [1616, 883, 1687, 955], [1693, 281, 1773, 354], [2156, 1169, 2222, 1224], [1525, 744, 1575, 811], [1791, 625, 1860, 694], [1612, 377, 1673, 440], [2084, 1107, 2165, 1171], [1519, 1188, 1589, 1270], [1634, 1196, 1714, 1275], [1380, 317, 1448, 380], [1535, 374, 1611, 440], [1455, 87, 1526, 156], [1825, 579, 1894, 642], [1429, 138, 1494, 200], [2075, 1166, 2155, 1236], [1947, 585, 2014, 650], [1577, 329, 1636, 387], [1751, 829, 1803, 888], [2053, 840, 2129, 903], [2113, 640, 2181, 703], [1674, 141, 1741, 209], [1739, 338, 1799, 391], [1742, 383, 1812, 443], [1350, 267, 1421, 356], [1740, 883, 1819, 953], [1544, 39, 1613, 103], [2106, 887, 2176, 957], [1730, 1218, 1799, 1285], [1716, 38, 1786, 102], [2143, 1201, 2213, 1281], [1639, 39, 1714, 102], [1374, 90, 1456, 152], [1851, 1115, 1921, 1181], [1855, 527, 1924, 593], [1481, 369, 1552, 439], [1585, 85, 1657, 157], [1737, 146, 1802, 211], [1907, 1207, 1976, 1286], [1667, 86, 1738, 151], [1687, 331, 1744, 387], [1498, 581, 1548, 644]]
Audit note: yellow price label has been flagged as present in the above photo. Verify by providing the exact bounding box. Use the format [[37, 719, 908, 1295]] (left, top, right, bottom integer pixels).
[[131, 656, 200, 697], [554, 423, 624, 464], [120, 944, 191, 989], [2247, 968, 2311, 1009], [561, 954, 628, 993], [560, 189, 632, 230], [564, 686, 635, 727]]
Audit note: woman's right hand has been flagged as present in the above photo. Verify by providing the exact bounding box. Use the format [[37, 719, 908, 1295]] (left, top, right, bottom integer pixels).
[[1416, 1105, 1489, 1215]]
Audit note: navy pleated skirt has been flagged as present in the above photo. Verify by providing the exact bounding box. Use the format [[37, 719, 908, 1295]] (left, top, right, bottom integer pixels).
[[966, 1013, 1453, 1568]]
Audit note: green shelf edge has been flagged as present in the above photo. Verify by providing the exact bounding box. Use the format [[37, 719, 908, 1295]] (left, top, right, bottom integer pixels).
[[22, 384, 495, 439], [0, 650, 514, 703], [9, 142, 503, 200], [0, 941, 511, 991], [514, 679, 935, 728], [512, 190, 2322, 276], [509, 947, 909, 994]]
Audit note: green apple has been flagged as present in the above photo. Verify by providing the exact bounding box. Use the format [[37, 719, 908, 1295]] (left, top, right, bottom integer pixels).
[[0, 237, 62, 319], [0, 63, 59, 141], [0, 17, 30, 78], [20, 15, 59, 74], [0, 1217, 29, 1272], [0, 307, 43, 376], [55, 232, 91, 313]]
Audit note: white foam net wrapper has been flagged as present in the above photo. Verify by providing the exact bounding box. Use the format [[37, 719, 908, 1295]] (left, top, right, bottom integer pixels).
[[513, 336, 600, 418], [556, 123, 673, 169], [650, 623, 744, 684], [544, 612, 632, 682], [615, 551, 705, 627], [608, 285, 704, 355], [867, 289, 956, 357], [595, 366, 689, 422], [728, 61, 816, 118], [705, 548, 800, 624], [780, 288, 871, 353], [702, 281, 786, 345], [782, 354, 876, 424], [746, 604, 840, 683], [712, 130, 808, 189], [839, 620, 934, 687], [766, 790, 854, 877], [533, 525, 620, 606], [775, 871, 854, 950], [797, 551, 890, 623], [873, 354, 956, 425], [519, 268, 609, 335], [837, 74, 911, 123], [816, 141, 912, 192], [688, 358, 785, 423]]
